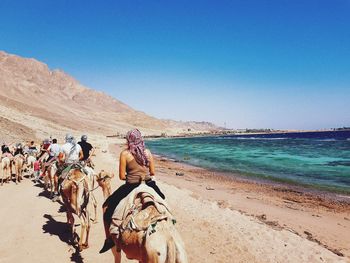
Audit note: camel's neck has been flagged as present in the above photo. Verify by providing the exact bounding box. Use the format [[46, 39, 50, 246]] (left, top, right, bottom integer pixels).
[[102, 186, 111, 200]]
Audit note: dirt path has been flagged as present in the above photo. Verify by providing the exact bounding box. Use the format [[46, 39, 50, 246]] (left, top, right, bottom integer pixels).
[[0, 175, 111, 263]]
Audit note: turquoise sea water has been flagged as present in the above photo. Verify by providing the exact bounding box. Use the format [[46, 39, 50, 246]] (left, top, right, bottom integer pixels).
[[146, 131, 350, 193]]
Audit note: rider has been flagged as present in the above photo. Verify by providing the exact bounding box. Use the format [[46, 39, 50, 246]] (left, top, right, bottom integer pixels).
[[99, 129, 165, 253], [1, 141, 12, 154], [28, 141, 38, 151], [13, 143, 25, 157], [1, 145, 12, 158], [1, 142, 6, 154], [47, 139, 60, 161], [52, 134, 83, 200], [41, 138, 60, 178], [37, 139, 51, 160], [26, 141, 38, 159], [33, 157, 41, 183], [78, 135, 94, 162]]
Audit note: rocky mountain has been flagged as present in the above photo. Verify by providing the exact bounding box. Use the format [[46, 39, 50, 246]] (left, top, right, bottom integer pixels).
[[0, 51, 219, 141]]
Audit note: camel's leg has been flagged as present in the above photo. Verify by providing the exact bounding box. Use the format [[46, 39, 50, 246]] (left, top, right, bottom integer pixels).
[[70, 212, 75, 244], [1, 167, 3, 186], [51, 174, 55, 198], [64, 205, 75, 244], [18, 167, 21, 182], [78, 214, 86, 251], [111, 247, 121, 263], [48, 169, 54, 198], [83, 212, 91, 248], [7, 167, 10, 183], [3, 168, 6, 184], [7, 166, 11, 183], [1, 164, 4, 186], [19, 166, 23, 181], [30, 162, 34, 178], [91, 177, 98, 223], [43, 174, 48, 190], [63, 196, 74, 226], [7, 166, 10, 183], [9, 163, 12, 179], [83, 192, 92, 248], [50, 168, 54, 192], [53, 173, 59, 193], [21, 164, 24, 180], [15, 167, 18, 184], [94, 199, 98, 223], [90, 193, 98, 223], [18, 168, 21, 182]]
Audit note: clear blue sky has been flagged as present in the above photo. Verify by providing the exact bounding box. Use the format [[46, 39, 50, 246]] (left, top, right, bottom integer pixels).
[[0, 0, 349, 129]]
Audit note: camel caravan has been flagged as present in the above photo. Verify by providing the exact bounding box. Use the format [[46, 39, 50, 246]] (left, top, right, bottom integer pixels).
[[1, 131, 187, 263], [1, 141, 37, 185]]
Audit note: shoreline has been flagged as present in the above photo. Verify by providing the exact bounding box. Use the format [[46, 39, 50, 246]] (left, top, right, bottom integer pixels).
[[151, 153, 350, 198], [153, 154, 350, 209], [150, 152, 350, 259]]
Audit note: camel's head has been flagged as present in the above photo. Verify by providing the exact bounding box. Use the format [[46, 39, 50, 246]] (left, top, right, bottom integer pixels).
[[96, 170, 114, 189]]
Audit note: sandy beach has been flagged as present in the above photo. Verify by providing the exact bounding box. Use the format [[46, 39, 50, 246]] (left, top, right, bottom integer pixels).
[[1, 2, 350, 262], [0, 138, 349, 263]]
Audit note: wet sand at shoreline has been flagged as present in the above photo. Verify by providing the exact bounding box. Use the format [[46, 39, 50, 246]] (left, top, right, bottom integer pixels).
[[153, 154, 350, 259]]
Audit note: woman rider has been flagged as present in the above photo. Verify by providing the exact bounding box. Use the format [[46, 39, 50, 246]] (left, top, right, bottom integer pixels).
[[99, 129, 165, 253]]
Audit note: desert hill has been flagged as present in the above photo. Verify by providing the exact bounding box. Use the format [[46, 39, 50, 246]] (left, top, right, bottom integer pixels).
[[0, 51, 218, 141]]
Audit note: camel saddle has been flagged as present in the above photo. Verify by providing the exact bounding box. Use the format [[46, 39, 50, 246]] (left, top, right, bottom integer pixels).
[[110, 184, 173, 239]]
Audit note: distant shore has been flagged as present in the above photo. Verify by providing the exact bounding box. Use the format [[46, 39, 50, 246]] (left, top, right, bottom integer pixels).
[[140, 128, 350, 140]]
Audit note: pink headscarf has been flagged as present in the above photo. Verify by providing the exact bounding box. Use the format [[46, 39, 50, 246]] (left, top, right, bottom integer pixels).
[[126, 129, 149, 167]]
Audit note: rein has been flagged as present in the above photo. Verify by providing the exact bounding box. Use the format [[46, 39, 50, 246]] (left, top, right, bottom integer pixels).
[[68, 173, 87, 186]]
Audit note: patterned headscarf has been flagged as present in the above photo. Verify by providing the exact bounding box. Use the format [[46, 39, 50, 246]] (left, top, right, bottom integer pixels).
[[126, 129, 149, 167], [65, 133, 75, 144]]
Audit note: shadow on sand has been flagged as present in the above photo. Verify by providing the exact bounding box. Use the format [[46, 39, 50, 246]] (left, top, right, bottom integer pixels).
[[42, 214, 84, 263], [34, 182, 54, 200]]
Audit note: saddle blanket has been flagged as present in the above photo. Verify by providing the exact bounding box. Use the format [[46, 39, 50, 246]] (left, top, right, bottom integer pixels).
[[110, 184, 172, 235]]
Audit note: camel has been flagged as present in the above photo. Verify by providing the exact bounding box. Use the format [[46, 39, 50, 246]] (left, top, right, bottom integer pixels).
[[1, 157, 11, 185], [13, 155, 24, 184], [96, 170, 114, 200], [97, 176, 187, 263], [60, 168, 92, 251], [26, 155, 36, 178], [44, 161, 57, 198], [84, 165, 99, 223]]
